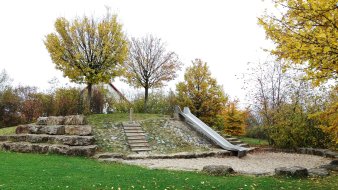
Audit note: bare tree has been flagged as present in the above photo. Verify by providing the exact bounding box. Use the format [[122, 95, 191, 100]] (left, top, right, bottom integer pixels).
[[124, 35, 181, 111]]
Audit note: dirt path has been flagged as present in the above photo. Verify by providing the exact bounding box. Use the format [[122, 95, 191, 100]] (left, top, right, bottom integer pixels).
[[122, 152, 332, 175]]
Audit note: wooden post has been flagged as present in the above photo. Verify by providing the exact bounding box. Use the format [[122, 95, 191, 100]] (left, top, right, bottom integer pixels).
[[129, 108, 133, 122]]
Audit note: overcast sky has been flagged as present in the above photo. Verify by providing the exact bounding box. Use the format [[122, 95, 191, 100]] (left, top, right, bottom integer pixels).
[[0, 0, 273, 105]]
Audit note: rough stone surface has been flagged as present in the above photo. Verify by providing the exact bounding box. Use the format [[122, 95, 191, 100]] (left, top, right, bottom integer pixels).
[[65, 125, 92, 136], [320, 164, 338, 171], [1, 134, 95, 146], [16, 125, 65, 135], [275, 166, 308, 177], [308, 168, 329, 177], [36, 117, 48, 125], [0, 142, 96, 157], [47, 116, 65, 125], [16, 124, 34, 134], [0, 135, 8, 141], [64, 115, 87, 125], [330, 160, 338, 165], [202, 165, 234, 175]]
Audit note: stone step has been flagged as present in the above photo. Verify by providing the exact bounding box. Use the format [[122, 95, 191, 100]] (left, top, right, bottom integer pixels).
[[15, 124, 92, 136], [237, 143, 249, 148], [123, 127, 142, 130], [0, 142, 96, 157], [229, 141, 242, 145], [123, 130, 144, 133], [130, 147, 151, 152], [125, 133, 145, 137], [122, 123, 141, 128], [0, 134, 95, 146], [127, 140, 148, 144], [127, 136, 147, 140], [226, 138, 238, 141], [129, 143, 149, 147]]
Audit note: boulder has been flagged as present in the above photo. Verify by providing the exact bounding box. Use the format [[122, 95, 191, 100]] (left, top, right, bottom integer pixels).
[[43, 125, 65, 135], [55, 135, 95, 146], [0, 136, 8, 141], [16, 124, 34, 134], [202, 165, 234, 176], [275, 166, 308, 177], [47, 116, 65, 125], [320, 164, 338, 171], [330, 160, 338, 165], [64, 115, 87, 125], [308, 168, 329, 177], [36, 117, 48, 125], [65, 125, 92, 136]]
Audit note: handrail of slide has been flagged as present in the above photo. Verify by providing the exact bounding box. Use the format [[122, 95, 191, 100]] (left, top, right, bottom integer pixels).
[[178, 106, 247, 152]]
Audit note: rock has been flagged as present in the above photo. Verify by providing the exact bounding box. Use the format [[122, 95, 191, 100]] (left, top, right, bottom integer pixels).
[[43, 125, 65, 135], [64, 115, 87, 125], [330, 160, 338, 165], [16, 124, 35, 134], [36, 117, 48, 125], [320, 164, 338, 171], [0, 135, 8, 141], [202, 165, 234, 176], [8, 135, 27, 142], [275, 166, 308, 177], [1, 141, 96, 157], [47, 116, 65, 125], [65, 125, 92, 136], [308, 168, 329, 177], [324, 150, 338, 158], [55, 135, 95, 146], [15, 125, 65, 135]]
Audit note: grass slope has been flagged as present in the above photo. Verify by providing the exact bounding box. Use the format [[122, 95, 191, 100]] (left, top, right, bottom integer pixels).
[[0, 126, 16, 135], [0, 151, 337, 190]]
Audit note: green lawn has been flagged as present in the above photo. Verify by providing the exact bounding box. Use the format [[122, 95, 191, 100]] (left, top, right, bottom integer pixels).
[[0, 126, 16, 135], [0, 151, 337, 190], [236, 136, 269, 146], [87, 113, 167, 128]]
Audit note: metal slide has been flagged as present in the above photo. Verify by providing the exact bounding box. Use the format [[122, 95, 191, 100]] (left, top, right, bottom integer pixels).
[[178, 106, 247, 157]]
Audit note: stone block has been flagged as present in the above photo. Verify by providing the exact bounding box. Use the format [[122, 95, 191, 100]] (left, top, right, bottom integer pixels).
[[308, 168, 329, 177], [275, 166, 308, 177], [36, 117, 48, 125], [47, 116, 65, 125], [202, 165, 234, 176], [64, 115, 87, 125], [65, 125, 92, 136]]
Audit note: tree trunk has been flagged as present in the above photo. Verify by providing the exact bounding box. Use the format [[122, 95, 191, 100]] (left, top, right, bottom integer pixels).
[[144, 86, 149, 112], [87, 83, 92, 113]]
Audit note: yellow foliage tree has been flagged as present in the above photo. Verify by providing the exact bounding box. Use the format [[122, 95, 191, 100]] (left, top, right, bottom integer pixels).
[[221, 101, 248, 136], [310, 86, 338, 146], [258, 0, 338, 85], [176, 59, 227, 127], [44, 12, 128, 110]]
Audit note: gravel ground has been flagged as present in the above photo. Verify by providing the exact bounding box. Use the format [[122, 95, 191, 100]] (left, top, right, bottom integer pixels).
[[122, 152, 332, 175]]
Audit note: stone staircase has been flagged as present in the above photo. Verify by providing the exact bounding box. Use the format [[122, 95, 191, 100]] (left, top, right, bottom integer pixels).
[[122, 122, 151, 153], [0, 115, 97, 157], [223, 134, 249, 148]]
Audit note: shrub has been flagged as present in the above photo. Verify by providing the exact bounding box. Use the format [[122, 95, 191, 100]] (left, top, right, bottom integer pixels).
[[0, 88, 23, 127]]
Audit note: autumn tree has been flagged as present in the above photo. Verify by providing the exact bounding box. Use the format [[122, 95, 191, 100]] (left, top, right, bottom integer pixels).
[[258, 0, 338, 85], [176, 59, 227, 127], [221, 101, 248, 136], [44, 12, 128, 111], [124, 35, 181, 111]]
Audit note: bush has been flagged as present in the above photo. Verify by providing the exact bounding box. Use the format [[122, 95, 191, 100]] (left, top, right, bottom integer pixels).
[[0, 88, 24, 127], [245, 125, 269, 140], [54, 87, 82, 116], [132, 90, 176, 115]]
